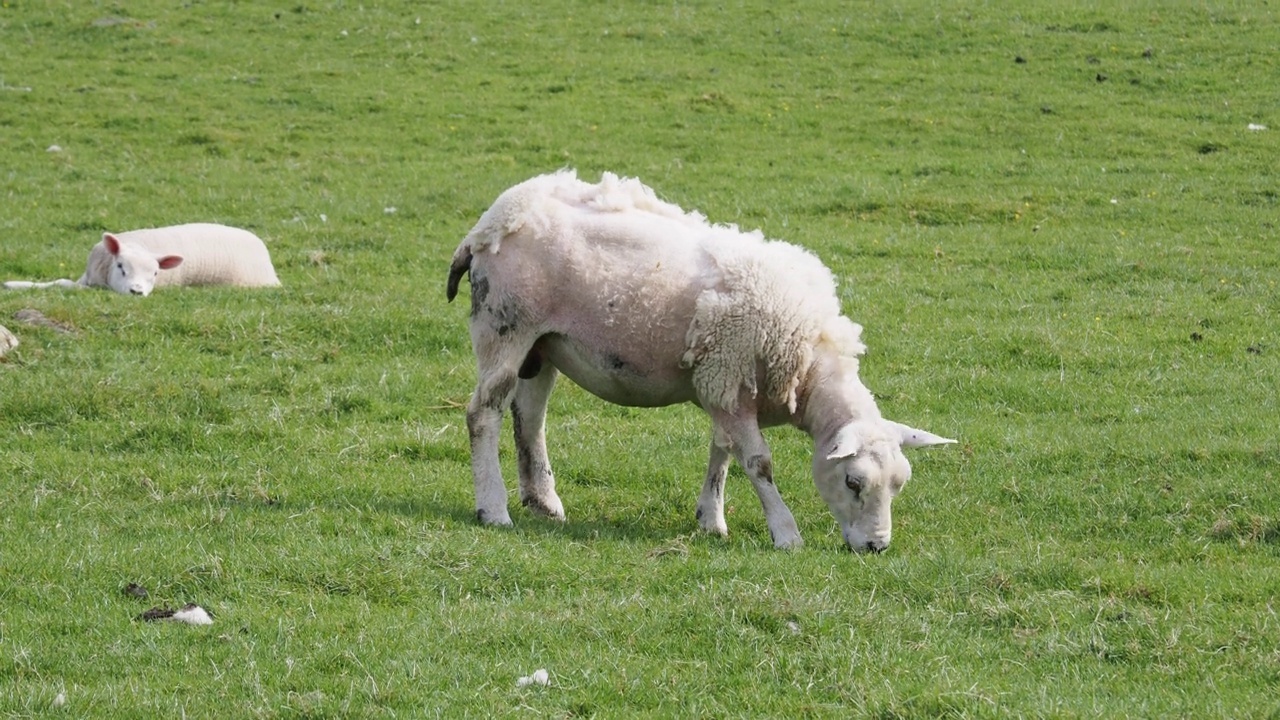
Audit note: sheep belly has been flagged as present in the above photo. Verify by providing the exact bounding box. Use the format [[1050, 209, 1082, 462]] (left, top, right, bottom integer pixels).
[[538, 333, 696, 408]]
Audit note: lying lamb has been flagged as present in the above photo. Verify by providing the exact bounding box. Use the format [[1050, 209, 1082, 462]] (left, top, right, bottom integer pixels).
[[4, 223, 280, 296], [447, 171, 955, 552]]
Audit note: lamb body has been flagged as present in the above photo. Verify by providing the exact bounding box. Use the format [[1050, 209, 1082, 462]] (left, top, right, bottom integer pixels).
[[4, 223, 280, 296], [448, 171, 953, 552]]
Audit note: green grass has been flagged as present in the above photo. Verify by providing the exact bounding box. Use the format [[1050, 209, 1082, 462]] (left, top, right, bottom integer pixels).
[[2, 1, 1279, 716]]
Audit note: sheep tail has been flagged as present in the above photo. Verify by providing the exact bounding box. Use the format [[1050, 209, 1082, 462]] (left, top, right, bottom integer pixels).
[[446, 244, 473, 302]]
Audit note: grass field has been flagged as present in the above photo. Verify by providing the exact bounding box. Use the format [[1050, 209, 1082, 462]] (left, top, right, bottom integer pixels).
[[2, 1, 1278, 717]]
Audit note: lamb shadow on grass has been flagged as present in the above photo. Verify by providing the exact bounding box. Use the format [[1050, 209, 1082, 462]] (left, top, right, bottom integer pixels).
[[412, 493, 773, 548], [188, 475, 752, 548], [514, 510, 721, 547], [274, 488, 702, 547]]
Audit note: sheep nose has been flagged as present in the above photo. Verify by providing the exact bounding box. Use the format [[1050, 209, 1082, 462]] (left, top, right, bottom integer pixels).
[[866, 540, 888, 554], [130, 288, 143, 295]]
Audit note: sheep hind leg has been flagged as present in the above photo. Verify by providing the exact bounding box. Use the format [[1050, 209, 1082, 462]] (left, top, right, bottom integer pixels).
[[709, 411, 802, 549], [466, 280, 545, 527], [512, 351, 565, 521], [467, 366, 518, 527], [467, 320, 530, 527], [695, 438, 730, 537]]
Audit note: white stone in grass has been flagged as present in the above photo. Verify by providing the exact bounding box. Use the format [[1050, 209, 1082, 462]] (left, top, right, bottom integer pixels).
[[516, 669, 549, 688], [52, 691, 67, 709], [47, 145, 62, 153], [172, 604, 214, 626], [0, 325, 17, 357], [1247, 123, 1267, 131]]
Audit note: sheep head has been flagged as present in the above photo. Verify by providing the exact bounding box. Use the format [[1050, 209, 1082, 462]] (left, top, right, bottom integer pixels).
[[812, 419, 954, 553], [103, 233, 183, 296]]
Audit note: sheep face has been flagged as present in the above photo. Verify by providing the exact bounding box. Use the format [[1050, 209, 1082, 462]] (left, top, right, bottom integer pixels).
[[813, 438, 909, 553], [103, 233, 183, 296], [814, 419, 955, 553]]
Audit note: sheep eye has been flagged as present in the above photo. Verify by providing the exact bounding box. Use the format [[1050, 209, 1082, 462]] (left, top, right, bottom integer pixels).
[[844, 475, 864, 497]]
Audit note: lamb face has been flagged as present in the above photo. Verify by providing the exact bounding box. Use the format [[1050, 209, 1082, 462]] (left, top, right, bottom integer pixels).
[[103, 234, 182, 296]]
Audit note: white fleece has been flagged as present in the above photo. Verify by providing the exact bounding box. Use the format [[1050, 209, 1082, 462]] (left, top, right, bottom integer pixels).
[[461, 170, 865, 413]]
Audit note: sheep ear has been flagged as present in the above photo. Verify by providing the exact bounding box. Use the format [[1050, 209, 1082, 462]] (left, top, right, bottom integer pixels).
[[103, 233, 122, 256], [157, 254, 183, 270], [885, 420, 956, 448], [825, 423, 863, 460]]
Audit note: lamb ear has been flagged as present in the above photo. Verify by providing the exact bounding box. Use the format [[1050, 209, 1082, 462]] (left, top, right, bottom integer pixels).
[[103, 233, 122, 256], [824, 423, 863, 460], [885, 420, 956, 448], [157, 254, 183, 270]]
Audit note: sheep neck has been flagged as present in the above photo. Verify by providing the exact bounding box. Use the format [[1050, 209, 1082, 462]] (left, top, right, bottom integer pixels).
[[795, 349, 880, 440]]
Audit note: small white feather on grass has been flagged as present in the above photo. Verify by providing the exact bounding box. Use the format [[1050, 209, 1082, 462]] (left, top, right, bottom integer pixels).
[[516, 669, 550, 688]]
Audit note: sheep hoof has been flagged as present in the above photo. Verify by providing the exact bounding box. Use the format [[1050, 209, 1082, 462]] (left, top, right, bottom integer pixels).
[[476, 508, 514, 527], [521, 495, 566, 521], [697, 515, 729, 538], [772, 533, 804, 550]]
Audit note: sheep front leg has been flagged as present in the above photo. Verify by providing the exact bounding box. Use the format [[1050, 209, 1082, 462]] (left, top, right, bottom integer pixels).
[[512, 360, 565, 521], [710, 412, 802, 549], [695, 438, 730, 537], [467, 369, 517, 527]]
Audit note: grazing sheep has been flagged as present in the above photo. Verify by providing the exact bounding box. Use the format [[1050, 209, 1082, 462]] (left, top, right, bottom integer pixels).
[[3, 223, 280, 296], [447, 171, 955, 552]]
